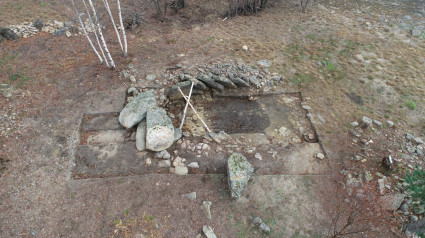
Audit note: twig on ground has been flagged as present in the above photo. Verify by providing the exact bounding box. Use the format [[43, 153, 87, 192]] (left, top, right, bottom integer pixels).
[[179, 82, 194, 130], [177, 87, 212, 133]]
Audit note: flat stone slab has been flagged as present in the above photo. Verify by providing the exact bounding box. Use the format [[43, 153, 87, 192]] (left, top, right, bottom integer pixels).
[[73, 141, 327, 179], [87, 130, 126, 145], [81, 113, 123, 131]]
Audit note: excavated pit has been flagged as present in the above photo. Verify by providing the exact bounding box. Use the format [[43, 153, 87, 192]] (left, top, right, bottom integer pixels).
[[73, 92, 327, 179]]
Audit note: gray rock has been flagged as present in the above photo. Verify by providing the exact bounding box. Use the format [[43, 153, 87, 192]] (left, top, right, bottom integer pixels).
[[257, 59, 271, 67], [227, 153, 254, 199], [406, 133, 415, 141], [316, 153, 325, 160], [158, 160, 171, 167], [373, 120, 382, 127], [156, 150, 170, 159], [400, 202, 409, 212], [346, 178, 360, 188], [52, 27, 68, 36], [183, 192, 196, 200], [2, 28, 18, 40], [146, 107, 175, 151], [412, 29, 422, 37], [33, 19, 44, 30], [386, 120, 394, 127], [146, 74, 157, 81], [410, 215, 419, 222], [129, 75, 136, 83], [379, 194, 405, 211], [0, 35, 3, 44], [248, 76, 260, 87], [119, 90, 156, 128], [252, 216, 271, 233], [136, 120, 147, 151], [414, 137, 424, 145], [365, 171, 373, 183], [203, 225, 217, 238], [350, 121, 359, 127], [188, 162, 199, 168], [127, 87, 138, 96], [196, 75, 224, 92], [362, 116, 373, 128], [215, 76, 237, 89], [174, 128, 182, 141], [201, 201, 212, 219], [168, 81, 205, 100], [414, 204, 425, 215], [378, 178, 386, 195], [230, 77, 250, 87], [174, 166, 188, 175]]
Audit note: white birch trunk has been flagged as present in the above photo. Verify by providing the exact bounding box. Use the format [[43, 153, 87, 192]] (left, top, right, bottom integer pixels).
[[102, 0, 124, 53], [82, 0, 110, 67], [117, 0, 128, 57], [71, 0, 103, 64], [87, 0, 116, 69]]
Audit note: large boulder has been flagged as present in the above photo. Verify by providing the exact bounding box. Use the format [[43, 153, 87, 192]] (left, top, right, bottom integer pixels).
[[227, 153, 254, 199], [1, 28, 18, 40], [146, 107, 175, 151], [136, 120, 147, 151], [196, 74, 224, 92], [119, 90, 156, 128]]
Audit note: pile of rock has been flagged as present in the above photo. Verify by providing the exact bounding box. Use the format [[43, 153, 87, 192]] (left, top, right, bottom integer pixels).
[[168, 61, 285, 99], [0, 18, 86, 43], [119, 89, 178, 152]]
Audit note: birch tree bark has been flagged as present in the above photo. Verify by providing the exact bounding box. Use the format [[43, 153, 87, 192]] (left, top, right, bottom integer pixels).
[[82, 0, 110, 67], [87, 0, 116, 69], [117, 0, 128, 57], [102, 0, 124, 53], [70, 0, 104, 64]]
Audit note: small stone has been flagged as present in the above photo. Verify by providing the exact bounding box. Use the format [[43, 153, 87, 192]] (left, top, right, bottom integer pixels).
[[174, 128, 182, 141], [201, 201, 212, 219], [379, 194, 405, 211], [173, 156, 185, 167], [257, 59, 271, 67], [386, 120, 394, 127], [146, 74, 157, 81], [145, 158, 152, 165], [130, 75, 136, 83], [414, 137, 425, 145], [188, 162, 199, 169], [350, 121, 359, 127], [413, 204, 425, 215], [255, 153, 262, 161], [406, 133, 415, 141], [202, 225, 217, 238], [136, 120, 147, 151], [365, 171, 373, 182], [346, 178, 360, 188], [183, 192, 196, 200], [158, 160, 171, 168], [378, 178, 386, 195], [242, 45, 248, 51], [227, 153, 254, 199], [316, 153, 325, 160], [251, 216, 271, 234], [156, 150, 170, 159], [174, 166, 188, 175], [410, 215, 419, 222], [362, 116, 373, 128], [400, 202, 409, 212], [412, 29, 422, 37], [302, 105, 311, 110], [248, 76, 260, 87], [33, 19, 44, 30], [373, 120, 382, 127]]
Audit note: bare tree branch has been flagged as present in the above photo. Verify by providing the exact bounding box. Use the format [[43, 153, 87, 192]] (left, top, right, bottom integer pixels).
[[102, 0, 124, 53], [117, 0, 128, 57]]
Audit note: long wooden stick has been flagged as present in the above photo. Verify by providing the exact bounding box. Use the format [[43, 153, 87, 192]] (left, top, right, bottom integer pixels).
[[102, 0, 124, 53], [81, 0, 109, 67], [117, 0, 128, 57], [71, 0, 103, 64], [179, 82, 194, 130], [88, 0, 116, 69], [177, 87, 211, 133]]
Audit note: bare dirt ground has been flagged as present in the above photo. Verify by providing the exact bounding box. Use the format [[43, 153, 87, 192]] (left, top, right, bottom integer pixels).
[[1, 0, 425, 237]]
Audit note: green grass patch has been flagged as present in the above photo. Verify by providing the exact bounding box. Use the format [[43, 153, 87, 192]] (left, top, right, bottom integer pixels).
[[406, 101, 417, 110]]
